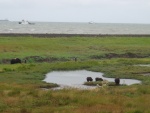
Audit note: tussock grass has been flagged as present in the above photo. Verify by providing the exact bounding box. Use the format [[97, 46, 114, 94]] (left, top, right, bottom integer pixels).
[[1, 36, 150, 112]]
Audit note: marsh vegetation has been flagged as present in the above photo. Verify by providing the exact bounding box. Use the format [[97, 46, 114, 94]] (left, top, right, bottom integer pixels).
[[0, 36, 150, 113]]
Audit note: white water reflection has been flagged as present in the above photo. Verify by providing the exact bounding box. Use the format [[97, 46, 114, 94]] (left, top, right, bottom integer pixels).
[[43, 70, 141, 89]]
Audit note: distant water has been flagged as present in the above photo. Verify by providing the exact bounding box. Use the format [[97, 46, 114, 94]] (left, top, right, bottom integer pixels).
[[0, 21, 150, 34]]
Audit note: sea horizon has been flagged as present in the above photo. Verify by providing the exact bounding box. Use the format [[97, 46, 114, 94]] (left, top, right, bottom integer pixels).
[[0, 21, 150, 35]]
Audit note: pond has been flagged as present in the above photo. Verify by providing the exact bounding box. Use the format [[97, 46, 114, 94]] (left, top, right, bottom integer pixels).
[[43, 70, 141, 89]]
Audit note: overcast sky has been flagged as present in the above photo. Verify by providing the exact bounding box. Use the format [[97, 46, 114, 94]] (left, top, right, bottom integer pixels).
[[0, 0, 150, 23]]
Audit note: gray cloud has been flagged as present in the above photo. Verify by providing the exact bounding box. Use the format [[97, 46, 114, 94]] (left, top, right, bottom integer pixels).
[[0, 0, 150, 23]]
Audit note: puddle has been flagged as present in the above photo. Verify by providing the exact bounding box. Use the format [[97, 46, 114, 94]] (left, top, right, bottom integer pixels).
[[136, 64, 150, 67], [43, 70, 141, 89]]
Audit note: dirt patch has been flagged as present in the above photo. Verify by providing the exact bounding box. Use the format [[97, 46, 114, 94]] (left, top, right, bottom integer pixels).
[[0, 56, 69, 64], [1, 52, 150, 64], [91, 52, 150, 59], [23, 56, 69, 63], [0, 59, 10, 64], [105, 52, 143, 58]]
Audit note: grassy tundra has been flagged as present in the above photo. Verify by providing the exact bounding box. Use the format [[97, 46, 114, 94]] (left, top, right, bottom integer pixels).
[[0, 36, 150, 113]]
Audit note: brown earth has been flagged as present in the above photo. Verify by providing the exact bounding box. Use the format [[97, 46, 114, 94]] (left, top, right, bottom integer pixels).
[[1, 52, 150, 64]]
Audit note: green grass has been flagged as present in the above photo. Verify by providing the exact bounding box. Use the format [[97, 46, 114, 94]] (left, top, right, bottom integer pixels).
[[1, 36, 150, 62], [1, 36, 150, 113]]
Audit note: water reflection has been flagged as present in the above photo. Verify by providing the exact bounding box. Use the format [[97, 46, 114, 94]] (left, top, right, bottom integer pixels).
[[43, 70, 141, 89]]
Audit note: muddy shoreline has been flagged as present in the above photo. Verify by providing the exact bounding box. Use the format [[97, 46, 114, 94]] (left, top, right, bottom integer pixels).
[[0, 33, 150, 37]]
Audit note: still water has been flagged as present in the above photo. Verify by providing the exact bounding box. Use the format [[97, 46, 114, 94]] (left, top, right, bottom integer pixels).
[[43, 70, 141, 89]]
